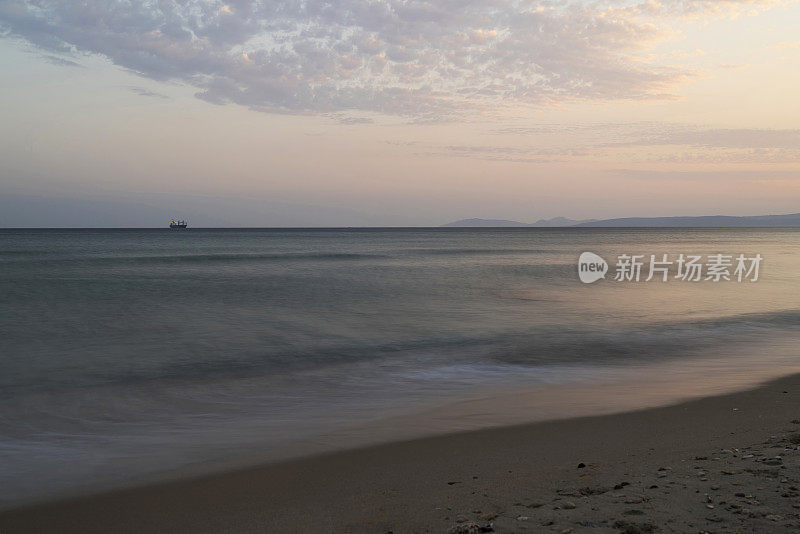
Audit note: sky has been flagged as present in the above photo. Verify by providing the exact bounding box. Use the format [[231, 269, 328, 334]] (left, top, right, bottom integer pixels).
[[1, 0, 799, 227]]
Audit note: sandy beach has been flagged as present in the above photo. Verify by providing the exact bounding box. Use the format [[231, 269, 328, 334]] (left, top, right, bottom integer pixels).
[[3, 373, 800, 533]]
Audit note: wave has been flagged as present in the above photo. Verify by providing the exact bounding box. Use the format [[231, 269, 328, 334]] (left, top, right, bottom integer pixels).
[[402, 248, 560, 256], [492, 308, 800, 366], [1, 248, 562, 265], [0, 248, 563, 267], [5, 308, 799, 398], [0, 252, 385, 265]]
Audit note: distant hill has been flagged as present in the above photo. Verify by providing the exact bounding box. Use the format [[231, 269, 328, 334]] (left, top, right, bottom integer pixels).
[[443, 217, 593, 227], [443, 213, 800, 227], [531, 216, 596, 227], [574, 213, 800, 227], [442, 218, 531, 227]]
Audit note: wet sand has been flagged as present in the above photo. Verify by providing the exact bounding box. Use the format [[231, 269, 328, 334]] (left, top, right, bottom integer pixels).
[[3, 373, 800, 533]]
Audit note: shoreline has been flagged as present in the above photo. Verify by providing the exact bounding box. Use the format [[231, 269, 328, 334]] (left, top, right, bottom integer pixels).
[[3, 346, 798, 513], [3, 372, 800, 533]]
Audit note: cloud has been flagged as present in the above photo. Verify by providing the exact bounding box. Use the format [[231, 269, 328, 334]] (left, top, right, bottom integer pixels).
[[128, 86, 170, 99], [330, 114, 375, 125], [642, 148, 800, 163], [605, 125, 800, 149], [410, 123, 800, 163], [609, 169, 800, 182], [718, 63, 749, 70], [496, 122, 800, 149], [41, 54, 83, 67], [764, 40, 800, 50], [666, 0, 787, 18], [405, 142, 591, 163], [0, 0, 785, 119]]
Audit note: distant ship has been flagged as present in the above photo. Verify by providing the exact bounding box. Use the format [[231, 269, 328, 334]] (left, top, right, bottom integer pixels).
[[169, 219, 188, 229]]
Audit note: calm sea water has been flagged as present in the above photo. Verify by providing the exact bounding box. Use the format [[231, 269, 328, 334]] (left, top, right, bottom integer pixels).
[[2, 228, 800, 507]]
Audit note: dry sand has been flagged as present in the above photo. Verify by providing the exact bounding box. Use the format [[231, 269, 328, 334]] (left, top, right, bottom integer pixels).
[[3, 373, 800, 533]]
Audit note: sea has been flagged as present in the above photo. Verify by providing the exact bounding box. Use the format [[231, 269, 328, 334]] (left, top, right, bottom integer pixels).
[[2, 227, 800, 508]]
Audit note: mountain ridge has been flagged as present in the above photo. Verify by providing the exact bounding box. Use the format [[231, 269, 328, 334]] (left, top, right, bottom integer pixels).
[[443, 213, 800, 227], [443, 217, 594, 227]]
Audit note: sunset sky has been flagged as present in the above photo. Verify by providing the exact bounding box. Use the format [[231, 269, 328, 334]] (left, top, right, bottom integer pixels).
[[1, 0, 799, 226]]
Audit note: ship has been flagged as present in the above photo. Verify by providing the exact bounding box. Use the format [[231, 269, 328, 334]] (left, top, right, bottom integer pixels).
[[169, 219, 188, 229]]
